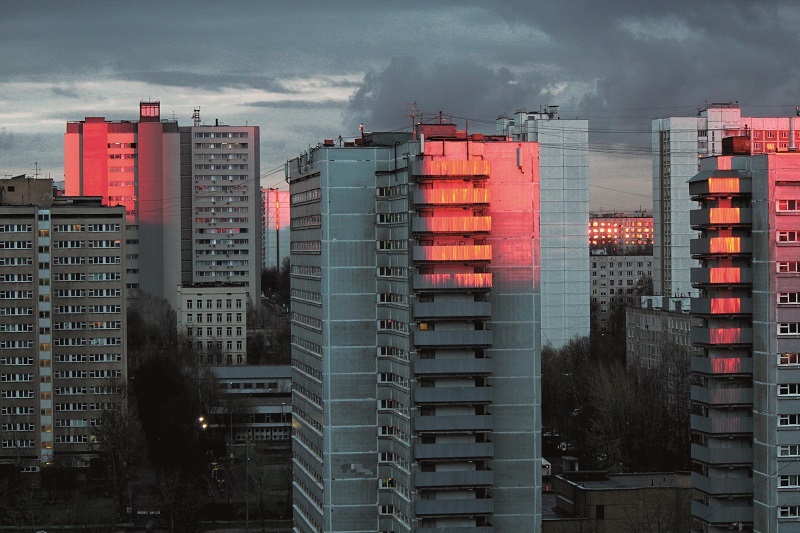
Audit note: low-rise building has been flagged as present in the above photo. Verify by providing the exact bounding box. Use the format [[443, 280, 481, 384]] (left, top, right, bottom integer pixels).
[[626, 296, 700, 369]]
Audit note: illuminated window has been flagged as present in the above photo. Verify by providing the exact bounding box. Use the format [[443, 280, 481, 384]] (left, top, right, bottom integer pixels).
[[780, 353, 800, 366]]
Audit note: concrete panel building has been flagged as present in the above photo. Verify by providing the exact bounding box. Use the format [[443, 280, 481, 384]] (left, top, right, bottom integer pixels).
[[288, 114, 587, 532], [689, 148, 800, 531], [0, 176, 126, 468], [263, 187, 290, 270]]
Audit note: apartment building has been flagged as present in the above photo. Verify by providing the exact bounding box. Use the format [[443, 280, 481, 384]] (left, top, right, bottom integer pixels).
[[0, 176, 126, 468], [689, 147, 800, 531], [626, 296, 699, 370], [653, 103, 800, 299], [176, 283, 247, 365], [286, 115, 585, 531], [65, 101, 262, 307], [262, 187, 290, 270]]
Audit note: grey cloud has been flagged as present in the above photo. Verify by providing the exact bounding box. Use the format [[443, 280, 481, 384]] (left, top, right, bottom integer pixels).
[[116, 71, 293, 93], [50, 86, 81, 99], [243, 99, 344, 110]]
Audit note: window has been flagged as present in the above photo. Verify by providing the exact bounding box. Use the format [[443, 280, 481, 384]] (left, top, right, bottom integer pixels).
[[779, 293, 800, 304], [779, 414, 800, 426], [778, 261, 800, 273], [779, 444, 800, 457], [779, 506, 800, 518], [780, 353, 800, 366], [779, 384, 800, 396], [780, 475, 800, 488], [778, 231, 800, 243], [779, 323, 800, 335], [778, 200, 800, 212]]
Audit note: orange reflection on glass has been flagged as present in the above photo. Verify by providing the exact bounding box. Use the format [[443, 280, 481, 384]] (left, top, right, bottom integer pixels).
[[423, 216, 491, 233], [708, 177, 740, 194], [709, 268, 740, 283], [710, 357, 743, 374], [709, 208, 740, 225], [710, 298, 741, 314], [419, 159, 491, 177], [418, 188, 490, 205], [710, 328, 741, 344], [416, 245, 492, 262], [416, 273, 492, 289], [709, 237, 741, 254]]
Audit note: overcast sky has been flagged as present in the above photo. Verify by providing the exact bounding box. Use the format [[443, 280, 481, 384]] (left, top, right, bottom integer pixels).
[[3, 1, 800, 211]]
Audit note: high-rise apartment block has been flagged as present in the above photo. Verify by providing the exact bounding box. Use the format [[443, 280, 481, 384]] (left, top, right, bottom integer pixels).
[[653, 103, 800, 298], [499, 107, 589, 348], [0, 176, 126, 468], [65, 102, 262, 307], [288, 114, 587, 532], [689, 148, 800, 531], [262, 187, 290, 270]]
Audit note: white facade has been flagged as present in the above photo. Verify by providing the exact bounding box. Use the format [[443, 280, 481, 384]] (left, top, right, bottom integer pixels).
[[176, 284, 248, 365]]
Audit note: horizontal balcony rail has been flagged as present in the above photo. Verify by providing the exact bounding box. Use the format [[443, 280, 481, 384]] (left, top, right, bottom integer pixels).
[[412, 159, 491, 179], [691, 385, 753, 406], [691, 326, 753, 346], [415, 469, 494, 489], [692, 472, 754, 496], [691, 267, 752, 286], [414, 414, 494, 433], [692, 499, 753, 525], [691, 414, 753, 435], [692, 355, 753, 375], [414, 329, 493, 347], [417, 528, 494, 533], [414, 441, 493, 460], [690, 207, 752, 228], [414, 273, 492, 291], [689, 175, 751, 197], [412, 189, 490, 207], [415, 497, 493, 517], [414, 301, 492, 319], [413, 245, 492, 263], [691, 443, 753, 465], [414, 386, 493, 405], [690, 237, 752, 257], [414, 357, 493, 376], [412, 216, 492, 235], [691, 297, 752, 316]]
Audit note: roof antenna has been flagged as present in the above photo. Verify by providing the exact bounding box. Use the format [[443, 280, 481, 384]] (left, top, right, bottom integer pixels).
[[192, 107, 201, 127]]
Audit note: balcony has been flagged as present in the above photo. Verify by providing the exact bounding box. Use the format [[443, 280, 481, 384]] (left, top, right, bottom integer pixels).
[[691, 414, 753, 435], [691, 443, 753, 465], [692, 355, 753, 376], [414, 273, 492, 291], [690, 207, 751, 228], [412, 189, 490, 207], [691, 297, 752, 316], [414, 245, 492, 263], [412, 216, 492, 235], [414, 301, 492, 319], [415, 497, 493, 517], [412, 159, 491, 179], [692, 472, 753, 496], [691, 385, 753, 406], [414, 386, 493, 405], [414, 329, 493, 347], [690, 237, 751, 257], [414, 415, 494, 433], [692, 499, 752, 525], [414, 357, 493, 376], [417, 528, 493, 533], [415, 469, 494, 489], [691, 326, 752, 346], [415, 441, 493, 460], [691, 267, 752, 286]]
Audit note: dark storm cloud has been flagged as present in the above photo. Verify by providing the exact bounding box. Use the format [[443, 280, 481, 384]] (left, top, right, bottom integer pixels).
[[50, 87, 81, 99], [116, 71, 292, 93], [244, 99, 344, 110]]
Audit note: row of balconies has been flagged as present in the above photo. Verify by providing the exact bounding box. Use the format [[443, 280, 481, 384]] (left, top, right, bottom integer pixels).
[[691, 326, 753, 346], [415, 329, 493, 347], [691, 355, 753, 376], [414, 357, 493, 376], [690, 414, 753, 435], [413, 245, 492, 263], [691, 443, 753, 465], [415, 441, 493, 460], [415, 301, 492, 320], [412, 189, 490, 207], [688, 173, 751, 198], [411, 216, 492, 235], [414, 386, 493, 405], [414, 415, 493, 433], [691, 472, 754, 496], [690, 236, 752, 257], [415, 469, 494, 489], [411, 159, 491, 180], [690, 207, 752, 228], [417, 528, 493, 533], [691, 267, 752, 286], [692, 499, 752, 526], [415, 497, 493, 517], [691, 384, 753, 406], [414, 273, 492, 291], [691, 297, 753, 316]]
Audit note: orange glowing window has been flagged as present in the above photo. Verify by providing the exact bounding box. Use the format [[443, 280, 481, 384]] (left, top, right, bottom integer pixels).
[[419, 245, 492, 262], [707, 178, 740, 194], [709, 208, 740, 225], [710, 298, 741, 314], [709, 267, 741, 283], [709, 237, 741, 254], [709, 328, 742, 344], [710, 357, 743, 373]]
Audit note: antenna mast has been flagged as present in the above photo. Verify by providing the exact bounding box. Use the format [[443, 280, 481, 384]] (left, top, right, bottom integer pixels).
[[192, 107, 202, 127]]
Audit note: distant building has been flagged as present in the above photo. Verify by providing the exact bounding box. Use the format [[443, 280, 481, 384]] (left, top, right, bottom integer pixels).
[[64, 101, 262, 306], [589, 212, 653, 333], [262, 187, 290, 270], [176, 283, 248, 365], [0, 176, 126, 468], [542, 471, 691, 533], [626, 296, 699, 369], [653, 103, 800, 298], [689, 149, 800, 531]]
